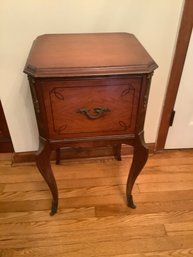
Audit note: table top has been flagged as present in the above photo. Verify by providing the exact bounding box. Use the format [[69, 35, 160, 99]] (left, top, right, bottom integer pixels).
[[24, 33, 158, 77]]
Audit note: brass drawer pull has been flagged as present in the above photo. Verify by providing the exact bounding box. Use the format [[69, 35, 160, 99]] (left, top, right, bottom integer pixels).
[[77, 107, 111, 120]]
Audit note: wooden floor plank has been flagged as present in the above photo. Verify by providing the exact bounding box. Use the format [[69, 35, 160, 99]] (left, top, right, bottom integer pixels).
[[137, 170, 193, 183], [138, 181, 193, 192], [0, 184, 5, 192], [95, 210, 193, 226], [95, 198, 193, 216], [0, 207, 95, 224], [1, 235, 193, 256], [165, 221, 193, 236], [0, 184, 139, 202], [0, 223, 166, 246], [99, 248, 193, 257], [3, 176, 138, 191]]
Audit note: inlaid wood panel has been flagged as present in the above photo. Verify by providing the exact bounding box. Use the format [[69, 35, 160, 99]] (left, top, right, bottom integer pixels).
[[40, 77, 142, 139]]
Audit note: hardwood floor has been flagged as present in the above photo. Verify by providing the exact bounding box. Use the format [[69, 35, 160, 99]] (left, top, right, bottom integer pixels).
[[0, 149, 193, 257]]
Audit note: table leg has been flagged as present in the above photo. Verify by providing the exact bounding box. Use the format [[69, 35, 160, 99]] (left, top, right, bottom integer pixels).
[[36, 137, 58, 215], [113, 144, 122, 161], [126, 131, 148, 208], [55, 148, 61, 165]]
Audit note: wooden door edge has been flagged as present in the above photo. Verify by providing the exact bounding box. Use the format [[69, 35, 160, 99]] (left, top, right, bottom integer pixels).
[[156, 0, 193, 151]]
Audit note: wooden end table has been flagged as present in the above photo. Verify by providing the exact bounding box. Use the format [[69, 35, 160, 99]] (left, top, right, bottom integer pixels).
[[24, 33, 158, 215]]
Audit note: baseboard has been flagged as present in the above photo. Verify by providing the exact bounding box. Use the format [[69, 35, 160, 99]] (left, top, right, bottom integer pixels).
[[12, 143, 155, 165], [0, 153, 14, 162]]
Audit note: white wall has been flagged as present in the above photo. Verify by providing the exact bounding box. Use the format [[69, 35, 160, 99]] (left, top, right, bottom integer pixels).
[[0, 0, 184, 152]]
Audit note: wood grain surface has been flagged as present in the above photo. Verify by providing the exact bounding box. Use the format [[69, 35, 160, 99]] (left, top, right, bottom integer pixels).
[[0, 149, 193, 256], [24, 33, 157, 77]]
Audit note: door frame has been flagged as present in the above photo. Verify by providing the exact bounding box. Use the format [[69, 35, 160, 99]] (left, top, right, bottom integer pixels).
[[156, 0, 193, 150]]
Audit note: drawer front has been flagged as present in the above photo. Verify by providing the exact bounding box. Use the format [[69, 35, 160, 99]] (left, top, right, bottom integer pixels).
[[41, 77, 142, 139]]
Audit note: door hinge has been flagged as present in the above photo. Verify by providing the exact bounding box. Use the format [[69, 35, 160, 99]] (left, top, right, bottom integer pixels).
[[169, 110, 176, 126]]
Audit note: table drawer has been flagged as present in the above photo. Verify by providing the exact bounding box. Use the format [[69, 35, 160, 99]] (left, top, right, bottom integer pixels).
[[41, 77, 142, 139]]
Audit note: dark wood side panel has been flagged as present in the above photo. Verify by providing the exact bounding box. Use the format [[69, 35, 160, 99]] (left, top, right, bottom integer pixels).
[[156, 0, 193, 150], [0, 101, 14, 153]]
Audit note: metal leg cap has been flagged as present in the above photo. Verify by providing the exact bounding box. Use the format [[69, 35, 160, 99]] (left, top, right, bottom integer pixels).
[[50, 201, 58, 216], [127, 195, 136, 209]]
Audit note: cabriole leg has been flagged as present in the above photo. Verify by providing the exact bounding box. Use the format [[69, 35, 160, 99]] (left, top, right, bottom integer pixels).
[[36, 137, 58, 215], [126, 131, 149, 208], [113, 144, 122, 161], [55, 148, 61, 165]]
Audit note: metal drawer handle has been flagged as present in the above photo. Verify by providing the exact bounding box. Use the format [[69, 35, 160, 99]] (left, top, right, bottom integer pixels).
[[77, 107, 111, 120]]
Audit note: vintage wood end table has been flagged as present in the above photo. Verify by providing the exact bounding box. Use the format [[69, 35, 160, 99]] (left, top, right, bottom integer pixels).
[[24, 33, 158, 215]]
